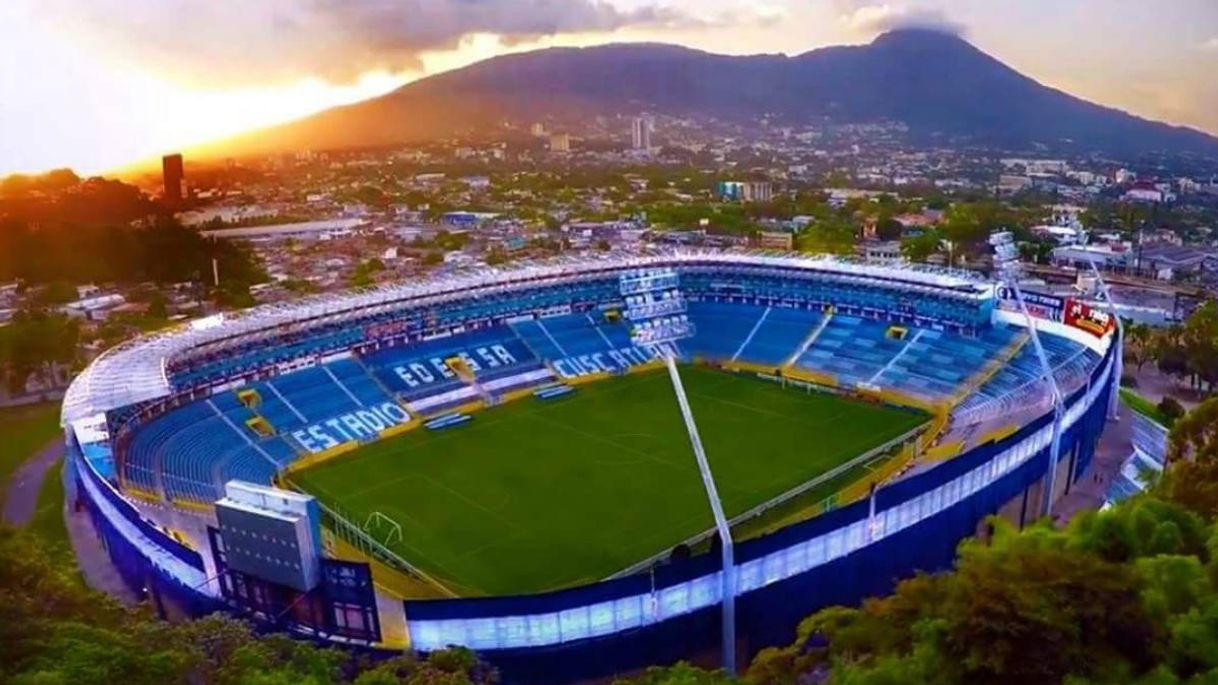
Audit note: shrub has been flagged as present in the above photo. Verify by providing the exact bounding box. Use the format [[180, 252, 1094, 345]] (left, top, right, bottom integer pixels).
[[1159, 397, 1185, 425]]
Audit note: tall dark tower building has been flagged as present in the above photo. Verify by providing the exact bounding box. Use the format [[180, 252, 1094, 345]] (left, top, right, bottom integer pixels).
[[162, 153, 184, 204]]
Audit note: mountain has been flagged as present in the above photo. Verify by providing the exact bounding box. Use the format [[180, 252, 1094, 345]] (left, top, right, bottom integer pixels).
[[200, 29, 1218, 159]]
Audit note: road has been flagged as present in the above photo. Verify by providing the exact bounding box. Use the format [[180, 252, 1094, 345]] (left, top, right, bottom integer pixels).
[[3, 439, 65, 526]]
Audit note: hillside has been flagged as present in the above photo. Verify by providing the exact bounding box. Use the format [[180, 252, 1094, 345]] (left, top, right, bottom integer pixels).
[[192, 29, 1218, 160]]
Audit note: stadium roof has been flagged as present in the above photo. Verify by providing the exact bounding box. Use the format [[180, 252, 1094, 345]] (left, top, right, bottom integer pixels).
[[62, 250, 992, 425]]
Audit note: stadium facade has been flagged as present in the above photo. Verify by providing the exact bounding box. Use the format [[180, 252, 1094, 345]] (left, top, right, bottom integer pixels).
[[60, 252, 1120, 684]]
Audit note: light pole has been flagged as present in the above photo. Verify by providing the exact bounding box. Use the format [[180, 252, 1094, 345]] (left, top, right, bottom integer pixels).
[[1085, 259, 1124, 420], [620, 268, 736, 674], [662, 353, 736, 674], [990, 232, 1065, 518]]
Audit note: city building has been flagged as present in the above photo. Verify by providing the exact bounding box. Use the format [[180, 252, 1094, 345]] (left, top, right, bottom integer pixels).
[[756, 231, 793, 250], [162, 153, 184, 204], [1123, 181, 1166, 204], [549, 133, 571, 153], [717, 180, 773, 203], [1051, 243, 1133, 271], [997, 174, 1033, 195], [631, 116, 652, 151], [860, 240, 904, 261], [199, 219, 366, 242]]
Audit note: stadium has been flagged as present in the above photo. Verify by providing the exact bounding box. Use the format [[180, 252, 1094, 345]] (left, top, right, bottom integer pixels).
[[60, 251, 1120, 683]]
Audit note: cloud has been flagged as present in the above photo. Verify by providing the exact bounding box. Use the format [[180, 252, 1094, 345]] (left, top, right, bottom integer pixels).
[[837, 2, 965, 38], [37, 0, 701, 85], [1203, 37, 1218, 51]]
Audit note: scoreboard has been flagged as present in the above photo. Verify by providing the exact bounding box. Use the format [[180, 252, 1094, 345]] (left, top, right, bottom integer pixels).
[[214, 481, 323, 593]]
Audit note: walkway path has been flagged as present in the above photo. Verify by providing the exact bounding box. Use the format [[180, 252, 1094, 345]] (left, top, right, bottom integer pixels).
[[66, 503, 141, 604], [3, 435, 141, 604], [1055, 402, 1135, 523], [3, 439, 64, 526]]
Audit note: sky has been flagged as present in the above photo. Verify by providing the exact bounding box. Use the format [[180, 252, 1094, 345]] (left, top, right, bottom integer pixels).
[[1, 0, 1216, 176]]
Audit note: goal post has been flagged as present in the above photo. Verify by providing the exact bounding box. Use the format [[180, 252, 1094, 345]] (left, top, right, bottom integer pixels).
[[363, 511, 403, 546]]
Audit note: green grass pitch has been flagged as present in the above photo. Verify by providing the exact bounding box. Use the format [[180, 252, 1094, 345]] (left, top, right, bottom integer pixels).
[[292, 366, 926, 596]]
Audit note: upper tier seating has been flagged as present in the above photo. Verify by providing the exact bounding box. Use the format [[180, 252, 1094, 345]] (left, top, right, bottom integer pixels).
[[254, 367, 360, 429], [872, 325, 1020, 402], [326, 358, 397, 407], [683, 302, 772, 361], [361, 326, 536, 400], [510, 314, 648, 370], [793, 316, 916, 387], [954, 333, 1097, 423], [727, 306, 823, 367]]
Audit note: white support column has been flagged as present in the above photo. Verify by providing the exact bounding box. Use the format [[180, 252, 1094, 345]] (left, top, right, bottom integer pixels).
[[1010, 282, 1065, 518], [663, 355, 736, 674], [1086, 260, 1124, 421]]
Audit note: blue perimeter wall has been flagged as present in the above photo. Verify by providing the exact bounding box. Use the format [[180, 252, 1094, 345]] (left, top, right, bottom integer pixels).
[[68, 333, 1118, 685]]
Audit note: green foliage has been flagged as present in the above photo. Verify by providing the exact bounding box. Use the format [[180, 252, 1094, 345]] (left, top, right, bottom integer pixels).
[[33, 281, 78, 306], [1160, 398, 1187, 424], [1126, 321, 1157, 372], [0, 528, 497, 684], [0, 309, 80, 394], [901, 229, 942, 263], [0, 213, 265, 301], [0, 403, 61, 507], [613, 662, 739, 685], [1122, 389, 1175, 428], [620, 476, 1218, 685], [147, 292, 168, 320], [796, 215, 857, 255], [1153, 303, 1218, 393]]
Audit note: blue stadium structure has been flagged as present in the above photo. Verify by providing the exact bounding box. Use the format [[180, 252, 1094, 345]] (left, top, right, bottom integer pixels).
[[60, 252, 1120, 684]]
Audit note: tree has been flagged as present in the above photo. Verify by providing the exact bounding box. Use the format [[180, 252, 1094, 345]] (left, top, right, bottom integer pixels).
[[147, 292, 168, 320], [1, 527, 499, 684], [0, 308, 80, 393], [875, 216, 904, 241], [1181, 303, 1218, 393], [902, 229, 942, 263], [1155, 326, 1191, 381], [1126, 322, 1156, 372], [34, 281, 78, 305], [1166, 399, 1218, 465], [613, 662, 738, 685]]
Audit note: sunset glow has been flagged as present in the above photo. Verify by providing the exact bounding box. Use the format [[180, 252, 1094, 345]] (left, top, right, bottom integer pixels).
[[2, 0, 1216, 175]]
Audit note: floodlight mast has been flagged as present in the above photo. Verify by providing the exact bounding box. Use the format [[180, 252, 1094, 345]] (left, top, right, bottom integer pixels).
[[660, 351, 737, 675], [990, 232, 1066, 518], [1085, 259, 1124, 420], [620, 269, 736, 675]]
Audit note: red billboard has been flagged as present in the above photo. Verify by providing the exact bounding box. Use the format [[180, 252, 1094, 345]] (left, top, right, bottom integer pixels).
[[1064, 299, 1116, 338]]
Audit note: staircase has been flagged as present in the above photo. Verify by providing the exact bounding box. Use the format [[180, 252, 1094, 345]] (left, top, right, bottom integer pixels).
[[784, 310, 834, 369]]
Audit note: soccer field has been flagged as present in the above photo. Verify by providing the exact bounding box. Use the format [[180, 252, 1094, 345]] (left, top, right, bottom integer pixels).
[[291, 366, 926, 596]]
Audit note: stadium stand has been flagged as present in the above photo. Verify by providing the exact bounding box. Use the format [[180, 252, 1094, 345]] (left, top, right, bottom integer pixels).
[[512, 314, 655, 373], [683, 302, 772, 360], [730, 307, 823, 366], [793, 315, 916, 387], [953, 333, 1098, 424], [67, 254, 1119, 683], [127, 398, 284, 501], [872, 324, 1020, 402], [361, 326, 536, 400]]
